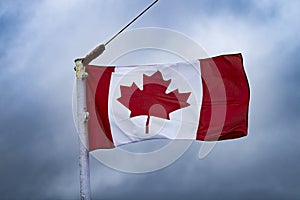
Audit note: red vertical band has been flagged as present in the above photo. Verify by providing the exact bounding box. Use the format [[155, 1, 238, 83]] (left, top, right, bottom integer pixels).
[[86, 65, 115, 150], [197, 54, 250, 141]]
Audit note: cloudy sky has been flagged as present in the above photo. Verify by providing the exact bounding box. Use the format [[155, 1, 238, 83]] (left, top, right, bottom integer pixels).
[[1, 0, 300, 199]]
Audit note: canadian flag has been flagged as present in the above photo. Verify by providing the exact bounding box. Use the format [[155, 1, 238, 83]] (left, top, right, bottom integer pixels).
[[85, 53, 250, 151]]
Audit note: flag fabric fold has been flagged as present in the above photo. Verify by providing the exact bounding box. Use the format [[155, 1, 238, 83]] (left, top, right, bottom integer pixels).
[[85, 53, 250, 151]]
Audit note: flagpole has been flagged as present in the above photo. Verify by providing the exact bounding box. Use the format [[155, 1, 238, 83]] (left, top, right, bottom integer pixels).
[[73, 1, 159, 199], [75, 59, 91, 200]]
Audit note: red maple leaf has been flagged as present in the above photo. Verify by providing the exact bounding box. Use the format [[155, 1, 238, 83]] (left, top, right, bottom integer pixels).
[[117, 71, 191, 133]]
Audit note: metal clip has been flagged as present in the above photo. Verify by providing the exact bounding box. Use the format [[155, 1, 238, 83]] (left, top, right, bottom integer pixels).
[[84, 112, 90, 122]]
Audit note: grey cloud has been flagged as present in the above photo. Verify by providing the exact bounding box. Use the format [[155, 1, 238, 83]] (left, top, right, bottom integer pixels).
[[1, 0, 300, 199]]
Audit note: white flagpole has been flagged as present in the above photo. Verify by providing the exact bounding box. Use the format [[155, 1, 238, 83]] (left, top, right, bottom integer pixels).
[[79, 141, 91, 200], [73, 1, 159, 199], [75, 59, 91, 200]]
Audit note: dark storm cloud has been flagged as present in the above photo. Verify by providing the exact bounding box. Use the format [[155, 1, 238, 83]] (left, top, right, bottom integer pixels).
[[0, 105, 78, 199], [1, 0, 299, 199], [0, 1, 81, 199], [0, 47, 79, 199], [275, 46, 300, 121]]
